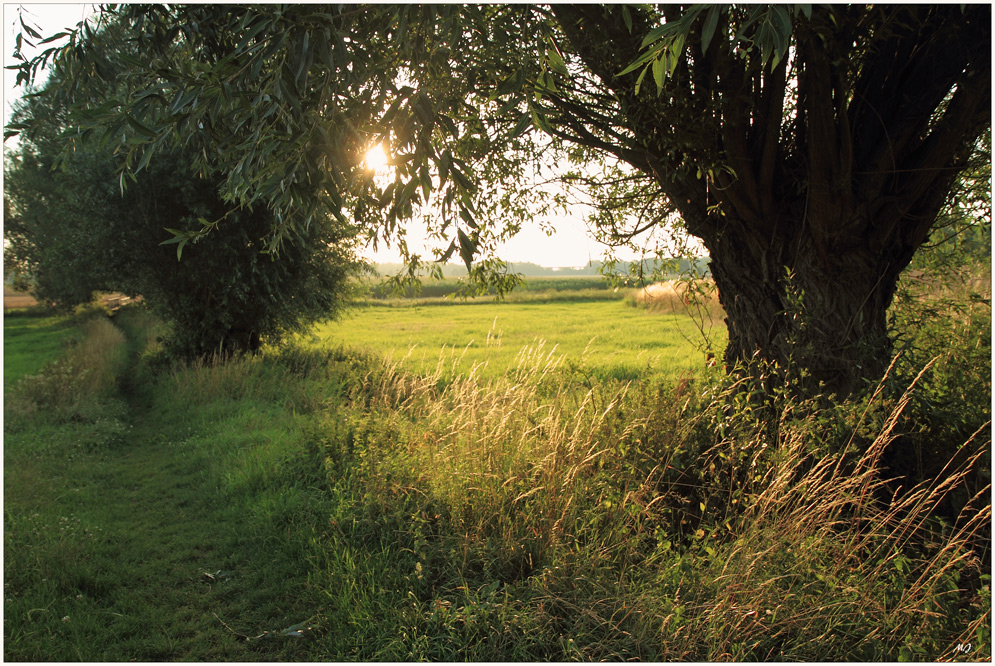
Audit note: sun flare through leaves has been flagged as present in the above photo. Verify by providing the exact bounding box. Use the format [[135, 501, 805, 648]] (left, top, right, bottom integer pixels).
[[363, 142, 390, 173]]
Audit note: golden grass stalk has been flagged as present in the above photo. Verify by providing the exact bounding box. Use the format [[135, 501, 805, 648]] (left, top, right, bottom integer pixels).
[[675, 361, 991, 660], [631, 279, 724, 316]]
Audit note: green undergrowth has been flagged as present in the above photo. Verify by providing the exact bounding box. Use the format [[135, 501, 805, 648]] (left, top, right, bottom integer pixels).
[[3, 292, 990, 661]]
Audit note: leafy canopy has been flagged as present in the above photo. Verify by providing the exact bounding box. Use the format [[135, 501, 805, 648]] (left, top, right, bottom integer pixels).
[[8, 6, 571, 290]]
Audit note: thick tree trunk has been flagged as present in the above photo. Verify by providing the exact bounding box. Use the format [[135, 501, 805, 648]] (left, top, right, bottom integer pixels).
[[705, 219, 899, 396]]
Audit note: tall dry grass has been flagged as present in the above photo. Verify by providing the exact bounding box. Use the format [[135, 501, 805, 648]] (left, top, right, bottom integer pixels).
[[660, 364, 991, 660], [327, 341, 990, 660], [628, 278, 724, 316]]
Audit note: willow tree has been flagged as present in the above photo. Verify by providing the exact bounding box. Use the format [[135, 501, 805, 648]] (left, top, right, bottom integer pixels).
[[9, 4, 990, 393], [542, 5, 991, 394]]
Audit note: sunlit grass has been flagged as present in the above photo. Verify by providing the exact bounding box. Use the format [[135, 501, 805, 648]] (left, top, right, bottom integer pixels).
[[3, 311, 81, 389], [315, 300, 726, 383]]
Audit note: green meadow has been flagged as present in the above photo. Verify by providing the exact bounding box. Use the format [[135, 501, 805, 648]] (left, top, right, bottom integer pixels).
[[317, 299, 726, 383], [3, 273, 990, 661], [3, 311, 82, 390]]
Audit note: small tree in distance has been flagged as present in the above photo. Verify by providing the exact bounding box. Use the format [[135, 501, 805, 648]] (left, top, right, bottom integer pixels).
[[5, 76, 360, 358]]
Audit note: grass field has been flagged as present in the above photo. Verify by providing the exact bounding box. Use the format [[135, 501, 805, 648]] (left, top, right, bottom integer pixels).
[[364, 274, 615, 300], [317, 300, 726, 383], [3, 310, 82, 390], [4, 308, 326, 661], [3, 275, 990, 661]]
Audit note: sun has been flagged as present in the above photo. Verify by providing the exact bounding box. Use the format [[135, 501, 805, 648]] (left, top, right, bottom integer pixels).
[[363, 143, 390, 172]]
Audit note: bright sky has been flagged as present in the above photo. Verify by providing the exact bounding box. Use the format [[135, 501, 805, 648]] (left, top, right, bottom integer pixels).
[[3, 3, 650, 268]]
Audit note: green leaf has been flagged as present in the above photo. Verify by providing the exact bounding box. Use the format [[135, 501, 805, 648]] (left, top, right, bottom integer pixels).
[[774, 5, 793, 36], [640, 21, 680, 49], [419, 163, 432, 202], [701, 6, 721, 54], [652, 56, 665, 91], [457, 228, 477, 270], [294, 30, 311, 88], [38, 31, 69, 45], [496, 94, 523, 116], [437, 150, 452, 186], [437, 113, 457, 135], [545, 40, 569, 76], [134, 146, 155, 174], [529, 107, 553, 136], [458, 204, 475, 227], [618, 49, 657, 76], [161, 229, 186, 243], [377, 183, 395, 207], [116, 52, 146, 68], [234, 16, 271, 53], [633, 65, 648, 95], [509, 113, 532, 139], [668, 33, 686, 72], [19, 17, 42, 41], [381, 89, 411, 124], [450, 164, 476, 192], [437, 240, 457, 263], [160, 228, 190, 260], [126, 115, 157, 138]]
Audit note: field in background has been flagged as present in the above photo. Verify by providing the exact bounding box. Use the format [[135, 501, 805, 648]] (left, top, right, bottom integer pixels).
[[3, 311, 82, 391], [363, 274, 616, 301], [331, 274, 726, 384], [317, 300, 725, 384]]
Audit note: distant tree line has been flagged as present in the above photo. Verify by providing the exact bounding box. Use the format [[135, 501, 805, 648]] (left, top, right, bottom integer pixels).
[[374, 257, 711, 279]]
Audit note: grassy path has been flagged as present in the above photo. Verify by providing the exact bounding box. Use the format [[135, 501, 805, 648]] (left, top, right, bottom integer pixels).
[[4, 311, 316, 660]]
